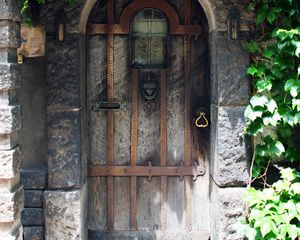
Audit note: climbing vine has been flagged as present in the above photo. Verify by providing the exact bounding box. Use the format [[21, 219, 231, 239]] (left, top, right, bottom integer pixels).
[[242, 0, 300, 239], [244, 0, 300, 179]]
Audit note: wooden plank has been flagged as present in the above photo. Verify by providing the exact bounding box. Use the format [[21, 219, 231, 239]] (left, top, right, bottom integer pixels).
[[160, 69, 167, 230], [130, 69, 139, 231], [113, 35, 131, 231], [184, 0, 192, 231], [88, 177, 108, 230], [137, 177, 160, 230], [113, 177, 130, 230], [166, 35, 184, 231]]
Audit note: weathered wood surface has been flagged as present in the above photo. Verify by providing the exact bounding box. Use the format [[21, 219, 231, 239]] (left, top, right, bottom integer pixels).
[[87, 0, 211, 238]]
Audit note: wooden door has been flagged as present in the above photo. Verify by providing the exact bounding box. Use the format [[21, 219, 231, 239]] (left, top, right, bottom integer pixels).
[[87, 0, 210, 239]]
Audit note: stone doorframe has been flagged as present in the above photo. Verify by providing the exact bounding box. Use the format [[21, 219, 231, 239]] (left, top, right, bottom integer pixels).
[[38, 0, 253, 239]]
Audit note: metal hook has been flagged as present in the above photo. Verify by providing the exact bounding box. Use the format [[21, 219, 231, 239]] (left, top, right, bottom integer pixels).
[[147, 175, 152, 182], [195, 112, 209, 128], [179, 176, 184, 182], [193, 175, 198, 181]]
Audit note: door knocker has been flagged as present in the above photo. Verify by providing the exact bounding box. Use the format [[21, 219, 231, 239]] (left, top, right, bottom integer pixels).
[[141, 72, 159, 101], [195, 112, 209, 128]]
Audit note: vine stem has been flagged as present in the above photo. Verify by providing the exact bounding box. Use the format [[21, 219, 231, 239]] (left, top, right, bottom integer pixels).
[[248, 136, 256, 188]]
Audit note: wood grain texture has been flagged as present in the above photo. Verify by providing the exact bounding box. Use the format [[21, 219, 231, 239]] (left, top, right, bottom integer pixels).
[[113, 36, 131, 165], [137, 177, 161, 231], [88, 177, 107, 230], [167, 36, 184, 166], [114, 177, 130, 230], [137, 71, 160, 166], [88, 36, 107, 165]]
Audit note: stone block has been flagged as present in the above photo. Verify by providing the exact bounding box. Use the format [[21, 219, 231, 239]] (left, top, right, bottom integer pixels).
[[18, 25, 45, 58], [0, 147, 21, 179], [47, 111, 81, 189], [46, 34, 80, 108], [209, 0, 254, 31], [210, 105, 250, 187], [0, 0, 21, 21], [44, 190, 83, 240], [24, 190, 43, 208], [210, 31, 250, 106], [0, 174, 20, 193], [211, 184, 246, 240], [21, 208, 44, 226], [0, 105, 21, 134], [0, 185, 23, 222], [0, 20, 20, 48], [23, 226, 44, 240], [40, 1, 81, 33], [0, 63, 21, 90], [0, 132, 18, 150], [0, 48, 17, 63], [0, 221, 23, 240], [21, 169, 47, 190]]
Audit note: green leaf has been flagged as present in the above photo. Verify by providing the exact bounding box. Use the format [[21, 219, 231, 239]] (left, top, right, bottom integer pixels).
[[263, 49, 274, 58], [250, 95, 268, 107], [244, 105, 263, 121], [290, 183, 300, 194], [247, 66, 258, 76], [257, 5, 268, 24], [246, 120, 264, 136], [267, 11, 276, 23], [290, 86, 299, 97], [287, 224, 298, 240], [260, 219, 276, 237], [256, 79, 272, 92], [292, 99, 300, 111], [281, 168, 296, 182], [266, 99, 277, 113], [270, 141, 285, 156], [246, 41, 259, 53]]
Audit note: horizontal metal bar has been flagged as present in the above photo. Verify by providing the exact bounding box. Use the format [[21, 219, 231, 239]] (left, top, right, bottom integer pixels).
[[88, 23, 201, 36], [88, 164, 206, 178]]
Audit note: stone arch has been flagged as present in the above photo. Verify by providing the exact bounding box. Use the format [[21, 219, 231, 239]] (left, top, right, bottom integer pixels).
[[79, 0, 216, 35]]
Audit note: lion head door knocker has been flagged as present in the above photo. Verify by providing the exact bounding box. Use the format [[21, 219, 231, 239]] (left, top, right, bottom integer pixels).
[[140, 71, 159, 111], [141, 71, 159, 101]]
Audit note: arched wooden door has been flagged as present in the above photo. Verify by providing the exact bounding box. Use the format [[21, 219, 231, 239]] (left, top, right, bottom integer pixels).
[[87, 0, 210, 239]]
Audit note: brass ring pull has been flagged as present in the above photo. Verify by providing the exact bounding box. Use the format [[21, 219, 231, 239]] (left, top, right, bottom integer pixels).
[[195, 112, 209, 128]]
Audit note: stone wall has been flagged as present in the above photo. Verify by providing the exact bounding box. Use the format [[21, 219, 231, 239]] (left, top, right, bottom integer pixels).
[[0, 0, 23, 239], [208, 1, 252, 239]]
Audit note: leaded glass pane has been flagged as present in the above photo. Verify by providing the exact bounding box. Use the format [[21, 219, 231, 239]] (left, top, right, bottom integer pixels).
[[131, 9, 168, 68]]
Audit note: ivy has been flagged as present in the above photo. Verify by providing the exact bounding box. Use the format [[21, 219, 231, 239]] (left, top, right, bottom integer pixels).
[[244, 0, 300, 179], [243, 0, 300, 239], [241, 168, 300, 240]]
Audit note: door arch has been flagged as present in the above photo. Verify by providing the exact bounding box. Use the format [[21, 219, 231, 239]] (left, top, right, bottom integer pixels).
[[86, 0, 210, 239]]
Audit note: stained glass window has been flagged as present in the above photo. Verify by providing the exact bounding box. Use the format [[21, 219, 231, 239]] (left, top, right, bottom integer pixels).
[[131, 9, 168, 68]]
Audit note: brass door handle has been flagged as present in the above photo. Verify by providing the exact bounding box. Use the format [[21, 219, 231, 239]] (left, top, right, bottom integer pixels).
[[195, 112, 209, 128]]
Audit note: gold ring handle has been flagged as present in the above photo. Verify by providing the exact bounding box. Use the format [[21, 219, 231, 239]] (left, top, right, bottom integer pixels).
[[195, 112, 209, 128]]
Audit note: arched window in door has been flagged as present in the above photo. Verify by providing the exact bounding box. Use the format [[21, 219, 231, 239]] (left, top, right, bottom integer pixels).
[[131, 8, 168, 68]]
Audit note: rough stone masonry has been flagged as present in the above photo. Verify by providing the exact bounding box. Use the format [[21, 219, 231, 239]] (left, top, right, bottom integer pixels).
[[0, 0, 23, 239]]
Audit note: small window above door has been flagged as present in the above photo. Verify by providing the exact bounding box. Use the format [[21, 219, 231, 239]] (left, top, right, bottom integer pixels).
[[131, 9, 168, 69]]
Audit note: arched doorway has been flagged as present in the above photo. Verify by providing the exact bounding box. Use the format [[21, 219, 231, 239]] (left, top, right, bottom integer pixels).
[[86, 0, 210, 238]]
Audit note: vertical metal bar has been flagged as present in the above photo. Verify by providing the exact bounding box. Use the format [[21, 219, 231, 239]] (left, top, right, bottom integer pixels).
[[107, 0, 114, 232], [130, 69, 139, 230], [160, 69, 167, 230], [184, 0, 192, 232]]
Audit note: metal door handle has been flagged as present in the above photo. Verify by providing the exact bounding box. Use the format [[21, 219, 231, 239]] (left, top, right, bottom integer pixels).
[[195, 112, 209, 128]]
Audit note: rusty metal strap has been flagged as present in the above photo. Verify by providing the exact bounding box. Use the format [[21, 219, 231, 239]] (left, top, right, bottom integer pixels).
[[88, 165, 205, 179]]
